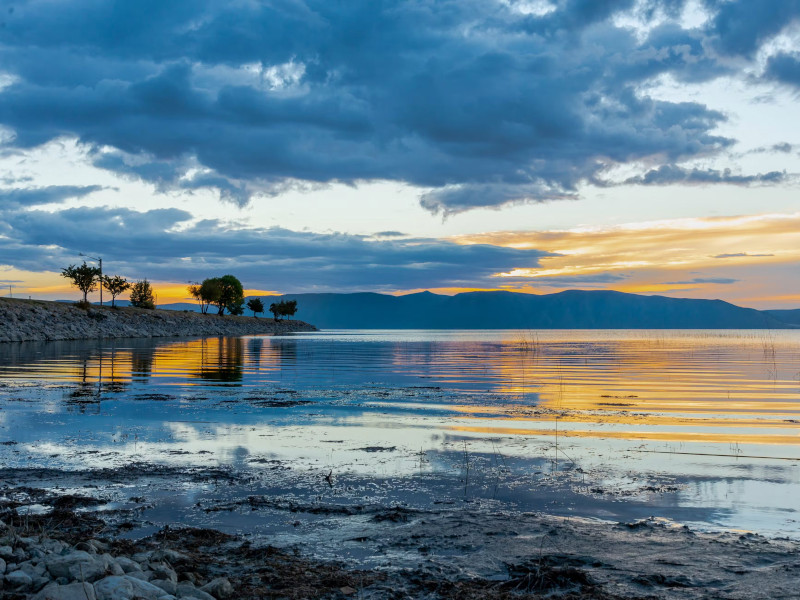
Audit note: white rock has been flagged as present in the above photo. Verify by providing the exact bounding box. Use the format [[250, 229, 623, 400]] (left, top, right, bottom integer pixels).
[[32, 582, 97, 600], [94, 575, 168, 600]]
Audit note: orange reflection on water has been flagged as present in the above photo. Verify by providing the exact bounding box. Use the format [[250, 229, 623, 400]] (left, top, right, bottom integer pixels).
[[448, 424, 800, 447]]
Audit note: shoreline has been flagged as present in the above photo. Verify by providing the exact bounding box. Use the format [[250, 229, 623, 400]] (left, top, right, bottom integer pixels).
[[0, 297, 317, 343], [2, 465, 798, 599]]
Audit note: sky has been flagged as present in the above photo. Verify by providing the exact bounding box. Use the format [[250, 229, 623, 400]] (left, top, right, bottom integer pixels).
[[0, 0, 799, 308]]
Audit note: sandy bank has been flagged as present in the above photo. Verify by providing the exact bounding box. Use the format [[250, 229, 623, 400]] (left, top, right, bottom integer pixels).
[[0, 298, 316, 343]]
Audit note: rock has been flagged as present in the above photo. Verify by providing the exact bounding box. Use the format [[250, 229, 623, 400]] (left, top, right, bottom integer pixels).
[[45, 550, 106, 582], [32, 582, 97, 600], [115, 556, 142, 573], [94, 575, 167, 600], [200, 577, 233, 598], [17, 558, 47, 578], [0, 556, 5, 574], [6, 569, 33, 590], [0, 546, 11, 559], [99, 554, 124, 576], [149, 562, 178, 582], [176, 582, 216, 600], [128, 569, 151, 581], [152, 578, 178, 595]]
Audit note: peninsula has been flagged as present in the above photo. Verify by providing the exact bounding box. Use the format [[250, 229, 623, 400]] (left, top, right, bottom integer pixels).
[[0, 297, 317, 343]]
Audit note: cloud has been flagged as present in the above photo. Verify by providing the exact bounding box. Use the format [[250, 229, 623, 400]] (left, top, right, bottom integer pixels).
[[712, 252, 774, 259], [0, 205, 554, 292], [0, 0, 779, 213], [624, 165, 785, 185], [704, 0, 800, 58], [0, 185, 105, 208], [663, 277, 739, 284], [764, 52, 800, 87]]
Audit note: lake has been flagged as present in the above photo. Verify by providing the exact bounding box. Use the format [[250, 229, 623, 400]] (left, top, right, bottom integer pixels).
[[1, 329, 799, 548]]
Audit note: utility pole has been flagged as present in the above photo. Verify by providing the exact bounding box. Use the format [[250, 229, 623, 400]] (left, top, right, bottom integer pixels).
[[79, 253, 103, 306]]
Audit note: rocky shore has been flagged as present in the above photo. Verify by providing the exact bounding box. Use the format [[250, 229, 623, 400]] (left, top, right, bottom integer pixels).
[[0, 298, 317, 343]]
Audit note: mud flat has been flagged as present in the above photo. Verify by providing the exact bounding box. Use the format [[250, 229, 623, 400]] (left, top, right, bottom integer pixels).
[[0, 298, 316, 343], [1, 467, 799, 600]]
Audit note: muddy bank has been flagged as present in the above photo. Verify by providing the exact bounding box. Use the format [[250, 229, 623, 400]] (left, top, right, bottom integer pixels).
[[1, 479, 798, 599], [0, 298, 317, 343]]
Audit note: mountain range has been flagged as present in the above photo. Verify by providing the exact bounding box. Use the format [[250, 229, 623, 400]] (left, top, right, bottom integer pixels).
[[149, 290, 794, 329]]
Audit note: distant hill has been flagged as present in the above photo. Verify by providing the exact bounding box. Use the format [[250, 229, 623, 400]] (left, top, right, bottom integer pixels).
[[764, 309, 800, 327], [159, 290, 794, 329]]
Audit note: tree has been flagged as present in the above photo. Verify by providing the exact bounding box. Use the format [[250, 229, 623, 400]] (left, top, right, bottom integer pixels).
[[218, 274, 244, 315], [282, 299, 297, 320], [61, 262, 101, 304], [202, 274, 244, 316], [269, 301, 280, 321], [268, 299, 298, 321], [188, 283, 206, 313], [102, 275, 130, 308], [246, 297, 264, 317], [130, 279, 156, 309], [198, 278, 222, 314]]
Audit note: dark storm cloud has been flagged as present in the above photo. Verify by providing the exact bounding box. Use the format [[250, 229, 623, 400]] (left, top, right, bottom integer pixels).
[[624, 165, 785, 185], [0, 0, 789, 213], [0, 205, 554, 292], [0, 185, 105, 208], [703, 0, 800, 58]]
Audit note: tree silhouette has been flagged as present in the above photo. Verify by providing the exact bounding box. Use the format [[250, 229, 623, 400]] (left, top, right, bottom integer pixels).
[[218, 274, 245, 315], [198, 278, 221, 314], [102, 275, 130, 308], [247, 297, 265, 317], [130, 279, 156, 309], [61, 262, 101, 304]]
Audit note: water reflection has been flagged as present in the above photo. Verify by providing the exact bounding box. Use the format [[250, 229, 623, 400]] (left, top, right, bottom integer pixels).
[[1, 330, 800, 537], [194, 338, 245, 384], [1, 330, 800, 451]]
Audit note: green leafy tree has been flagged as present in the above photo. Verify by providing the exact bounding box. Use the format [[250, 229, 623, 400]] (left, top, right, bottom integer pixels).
[[130, 279, 156, 309], [61, 262, 101, 304], [247, 297, 265, 317], [102, 275, 130, 308]]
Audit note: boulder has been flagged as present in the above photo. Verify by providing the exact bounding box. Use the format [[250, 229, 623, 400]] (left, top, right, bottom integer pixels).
[[6, 569, 33, 590], [200, 577, 233, 598], [94, 575, 167, 600], [46, 550, 107, 582], [32, 582, 97, 600], [176, 583, 215, 600]]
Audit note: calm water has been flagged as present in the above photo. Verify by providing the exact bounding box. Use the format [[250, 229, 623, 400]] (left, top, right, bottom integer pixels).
[[1, 329, 799, 540]]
